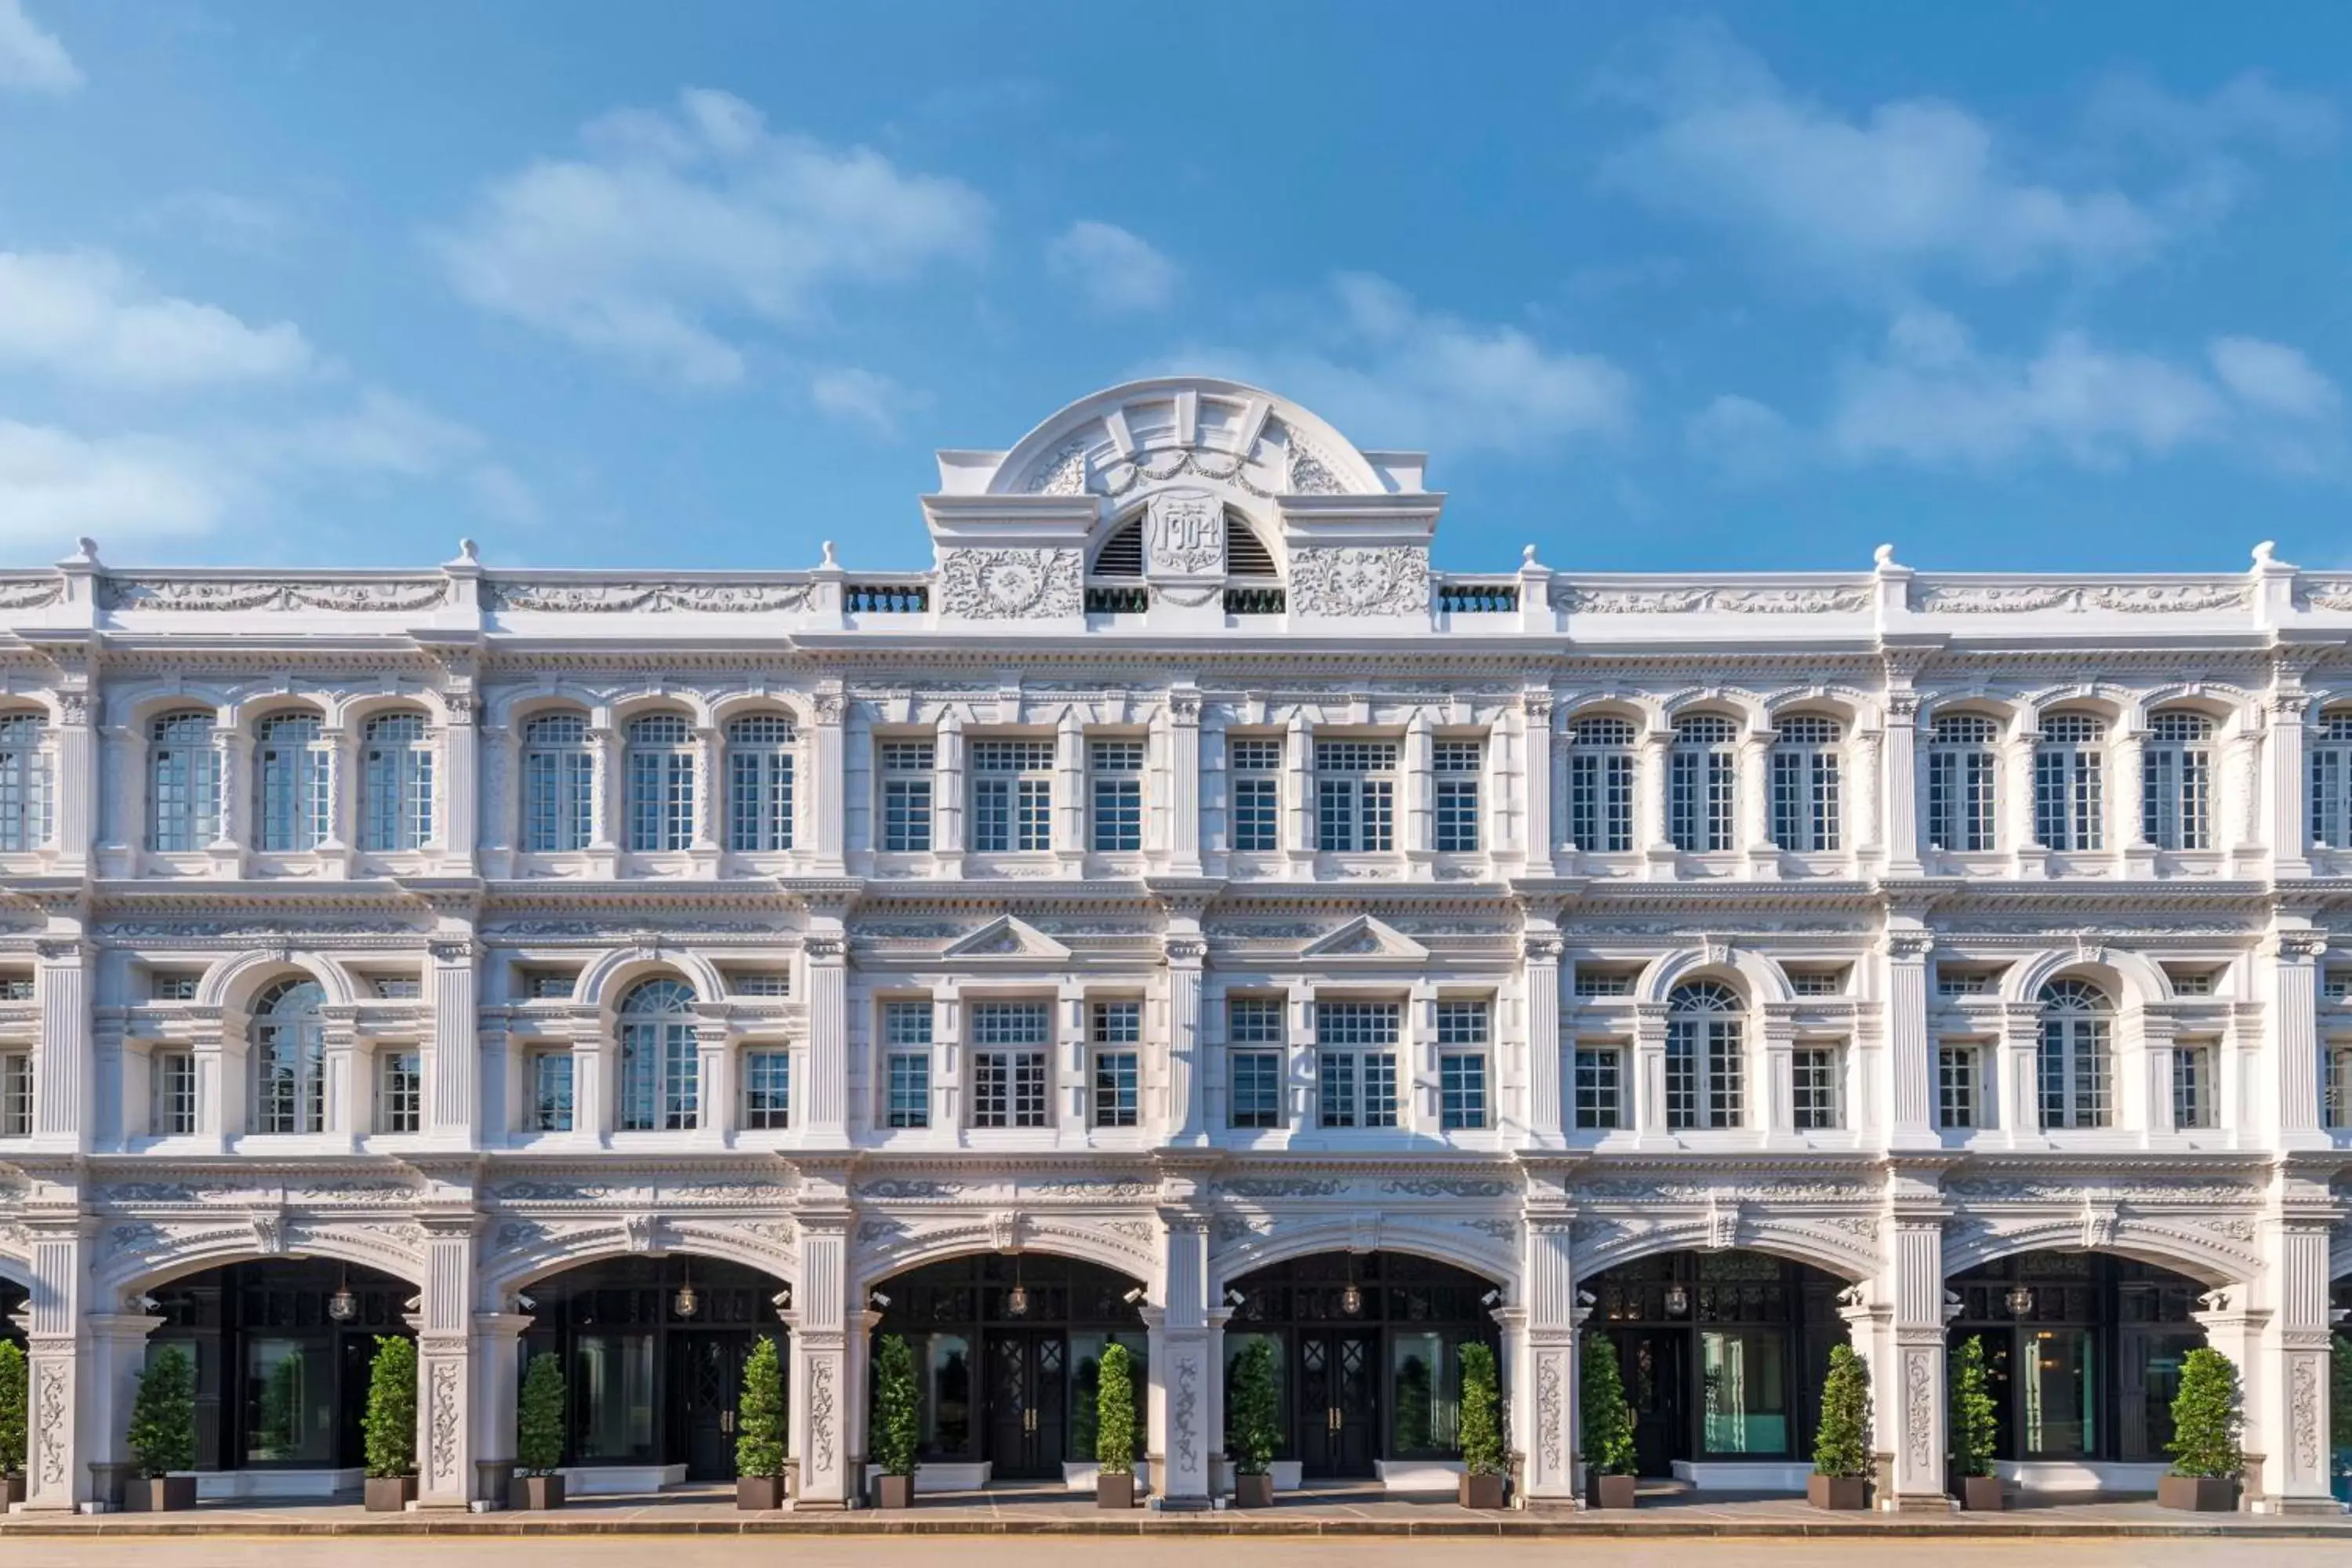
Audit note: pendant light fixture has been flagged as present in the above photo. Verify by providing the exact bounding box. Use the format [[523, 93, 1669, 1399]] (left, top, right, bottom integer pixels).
[[1662, 1283, 1690, 1319], [1339, 1254, 1363, 1317], [327, 1263, 358, 1323], [2005, 1283, 2034, 1318], [674, 1258, 699, 1319], [1006, 1254, 1029, 1318]]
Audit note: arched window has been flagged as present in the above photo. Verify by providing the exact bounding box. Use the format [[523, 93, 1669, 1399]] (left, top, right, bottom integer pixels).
[[1668, 714, 1739, 853], [2310, 709, 2352, 849], [1769, 714, 1841, 851], [522, 712, 595, 853], [2142, 710, 2213, 851], [361, 712, 434, 852], [2034, 713, 2105, 852], [1226, 515, 1278, 578], [625, 713, 696, 853], [1665, 980, 1744, 1130], [2038, 978, 2111, 1130], [254, 711, 331, 852], [1566, 715, 1637, 854], [149, 710, 220, 852], [1925, 713, 2000, 852], [252, 977, 326, 1134], [617, 976, 699, 1131], [0, 712, 49, 852], [725, 713, 795, 853]]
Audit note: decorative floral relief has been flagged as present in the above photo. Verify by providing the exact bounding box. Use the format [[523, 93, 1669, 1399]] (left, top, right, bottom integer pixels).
[[1535, 1356, 1563, 1475], [1912, 581, 2248, 615], [937, 548, 1083, 620], [35, 1363, 67, 1486], [485, 579, 815, 613], [1021, 437, 1093, 496], [809, 1359, 837, 1472], [1554, 583, 1871, 615], [2299, 578, 2352, 611], [430, 1361, 461, 1482], [1286, 441, 1346, 495], [1102, 448, 1276, 500], [1291, 546, 1430, 617], [101, 577, 451, 612], [1171, 1356, 1200, 1474], [0, 577, 63, 610], [1905, 1352, 1934, 1471]]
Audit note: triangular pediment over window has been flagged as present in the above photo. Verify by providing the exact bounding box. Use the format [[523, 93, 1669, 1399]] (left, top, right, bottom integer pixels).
[[942, 915, 1073, 962], [1299, 914, 1428, 963]]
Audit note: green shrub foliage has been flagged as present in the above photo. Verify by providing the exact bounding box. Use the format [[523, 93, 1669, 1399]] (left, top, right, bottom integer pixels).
[[733, 1336, 786, 1480], [873, 1334, 920, 1477], [128, 1345, 198, 1478], [1457, 1342, 1504, 1477], [1812, 1343, 1871, 1480], [2166, 1346, 2245, 1480], [1228, 1339, 1281, 1476], [0, 1341, 25, 1478], [1950, 1336, 1999, 1479], [1580, 1335, 1639, 1478], [362, 1335, 419, 1480], [517, 1352, 568, 1477], [1094, 1342, 1136, 1475]]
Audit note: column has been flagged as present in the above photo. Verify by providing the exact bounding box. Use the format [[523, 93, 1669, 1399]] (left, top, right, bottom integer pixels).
[[1998, 1004, 2041, 1146], [1167, 689, 1202, 875], [812, 687, 847, 874], [691, 722, 723, 863], [786, 1218, 852, 1507], [24, 1221, 90, 1510], [1054, 707, 1085, 874], [1836, 1288, 1899, 1509], [441, 690, 480, 869], [1638, 729, 1673, 876], [934, 710, 966, 872], [1884, 1214, 1949, 1510], [427, 937, 479, 1142], [2005, 728, 2042, 875], [469, 1311, 532, 1506], [322, 1009, 361, 1149], [586, 724, 620, 876], [1403, 709, 1433, 877], [1165, 935, 1207, 1145], [2255, 1212, 2339, 1512], [802, 935, 849, 1142], [50, 685, 95, 874], [413, 1215, 481, 1508], [1632, 1004, 1668, 1142], [1884, 931, 1935, 1149], [2267, 688, 2310, 876], [1522, 935, 1564, 1145], [1283, 711, 1312, 877], [695, 1022, 732, 1147], [2266, 931, 2326, 1144], [1522, 691, 1555, 873], [1882, 691, 1921, 874], [2114, 726, 2151, 874], [81, 1309, 163, 1508], [1148, 1214, 1214, 1509], [2190, 1295, 2270, 1506], [1759, 1004, 1796, 1137], [32, 935, 92, 1150], [213, 724, 250, 860], [1516, 1213, 1580, 1503], [1739, 728, 1773, 867]]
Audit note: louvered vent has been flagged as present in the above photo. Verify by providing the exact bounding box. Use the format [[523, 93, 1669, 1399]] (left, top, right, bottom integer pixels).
[[1226, 516, 1277, 578], [1093, 519, 1143, 576]]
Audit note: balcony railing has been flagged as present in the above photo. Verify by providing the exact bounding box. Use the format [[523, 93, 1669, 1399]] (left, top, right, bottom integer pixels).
[[845, 583, 928, 614], [1084, 585, 1151, 613], [1437, 581, 1519, 613], [1225, 586, 1287, 615]]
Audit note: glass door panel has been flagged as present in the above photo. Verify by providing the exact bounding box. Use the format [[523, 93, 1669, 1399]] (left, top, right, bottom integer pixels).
[[1699, 1330, 1788, 1457], [2020, 1327, 2094, 1459]]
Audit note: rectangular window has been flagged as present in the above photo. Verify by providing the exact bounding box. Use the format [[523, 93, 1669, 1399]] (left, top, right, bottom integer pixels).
[[1433, 740, 1483, 853], [1926, 743, 2000, 853], [1573, 1046, 1623, 1130], [2325, 970, 2352, 1004], [150, 971, 201, 1002], [2328, 1047, 2352, 1128], [0, 976, 31, 1001], [1089, 739, 1145, 852], [1567, 717, 1637, 854], [376, 1049, 422, 1135], [742, 1048, 791, 1131], [2034, 730, 2104, 852], [1769, 720, 1842, 852], [530, 1051, 574, 1133], [1786, 967, 1849, 997], [372, 975, 422, 1000], [727, 742, 794, 854], [879, 740, 935, 853], [970, 1000, 1051, 1128], [1791, 1046, 1841, 1131], [1091, 1000, 1140, 1127], [725, 971, 792, 997], [1315, 1000, 1399, 1128], [971, 739, 1054, 854], [2172, 1044, 2214, 1131], [1937, 1045, 1979, 1130], [1436, 1000, 1490, 1130], [1665, 1010, 1744, 1130], [1936, 967, 1999, 996], [1572, 967, 1638, 999], [1229, 737, 1283, 852], [1229, 1051, 1283, 1129], [1315, 740, 1396, 853], [524, 970, 576, 1001], [883, 1001, 932, 1129], [0, 1050, 31, 1138], [151, 1049, 196, 1135]]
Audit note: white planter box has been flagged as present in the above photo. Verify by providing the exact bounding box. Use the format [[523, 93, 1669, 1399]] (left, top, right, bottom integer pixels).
[[1998, 1460, 2169, 1494], [557, 1464, 686, 1495], [194, 1468, 363, 1501], [1374, 1458, 1465, 1492], [862, 1461, 990, 1494], [1671, 1459, 1809, 1492]]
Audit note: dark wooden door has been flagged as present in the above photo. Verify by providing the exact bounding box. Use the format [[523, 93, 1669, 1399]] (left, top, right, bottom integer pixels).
[[1297, 1333, 1377, 1478], [985, 1332, 1069, 1479], [675, 1334, 748, 1481], [1614, 1329, 1687, 1479]]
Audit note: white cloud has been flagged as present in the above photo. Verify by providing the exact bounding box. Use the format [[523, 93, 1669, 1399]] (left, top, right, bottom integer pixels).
[[1046, 221, 1178, 314], [0, 1, 79, 96], [0, 422, 224, 543], [147, 191, 297, 255], [1170, 274, 1631, 456], [0, 251, 314, 389], [1686, 393, 1798, 481], [2085, 70, 2338, 156], [1828, 308, 2340, 472], [808, 366, 926, 437], [1599, 24, 2222, 284], [432, 88, 989, 387]]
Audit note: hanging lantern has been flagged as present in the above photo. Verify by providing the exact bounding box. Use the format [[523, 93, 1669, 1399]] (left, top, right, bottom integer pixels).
[[1006, 1254, 1028, 1317], [328, 1265, 358, 1323], [1662, 1283, 1690, 1318], [1339, 1283, 1363, 1317], [674, 1260, 699, 1319], [2005, 1284, 2035, 1318]]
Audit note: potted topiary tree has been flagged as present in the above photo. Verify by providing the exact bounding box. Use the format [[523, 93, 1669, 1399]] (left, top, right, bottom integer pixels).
[[1228, 1339, 1280, 1508], [1580, 1335, 1639, 1508], [0, 1340, 24, 1508], [1807, 1343, 1871, 1511], [734, 1337, 787, 1512], [1455, 1342, 1505, 1509], [2159, 1345, 2245, 1512], [125, 1345, 198, 1512], [1949, 1335, 2001, 1511], [362, 1336, 419, 1512], [510, 1352, 567, 1511], [871, 1333, 919, 1509], [1094, 1342, 1138, 1508]]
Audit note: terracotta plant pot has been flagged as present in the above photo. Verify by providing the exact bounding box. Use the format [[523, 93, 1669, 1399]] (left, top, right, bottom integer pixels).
[[365, 1475, 418, 1512], [735, 1475, 783, 1511], [509, 1474, 567, 1511], [1591, 1472, 1639, 1509], [124, 1475, 197, 1512], [1959, 1475, 2002, 1512], [1233, 1472, 1276, 1508], [1807, 1473, 1868, 1512], [1098, 1471, 1136, 1509], [873, 1472, 916, 1509], [2157, 1474, 2238, 1512], [1457, 1472, 1506, 1510]]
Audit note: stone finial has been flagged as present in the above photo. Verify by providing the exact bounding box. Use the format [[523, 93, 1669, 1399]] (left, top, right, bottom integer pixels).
[[62, 537, 100, 567], [1520, 543, 1544, 570], [459, 538, 479, 562], [821, 539, 840, 569], [2252, 540, 2277, 567], [1872, 543, 1898, 569]]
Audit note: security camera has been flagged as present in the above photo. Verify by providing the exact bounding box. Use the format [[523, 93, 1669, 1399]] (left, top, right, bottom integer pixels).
[[868, 1290, 891, 1310], [1122, 1287, 1146, 1305], [514, 1293, 537, 1312], [132, 1294, 160, 1313], [1479, 1288, 1504, 1308], [1575, 1289, 1597, 1310], [772, 1287, 793, 1310], [405, 1294, 423, 1312], [1223, 1287, 1247, 1308]]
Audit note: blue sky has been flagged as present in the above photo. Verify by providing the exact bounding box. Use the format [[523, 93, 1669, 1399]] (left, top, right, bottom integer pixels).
[[1, 1, 2348, 574]]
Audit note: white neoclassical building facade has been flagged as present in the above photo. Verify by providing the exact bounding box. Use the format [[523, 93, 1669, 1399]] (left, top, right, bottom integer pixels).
[[0, 376, 2347, 1515]]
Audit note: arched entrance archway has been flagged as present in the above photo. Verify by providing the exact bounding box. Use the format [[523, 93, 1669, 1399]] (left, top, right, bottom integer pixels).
[[1584, 1250, 1847, 1480], [868, 1254, 1146, 1486], [1221, 1251, 1501, 1486]]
